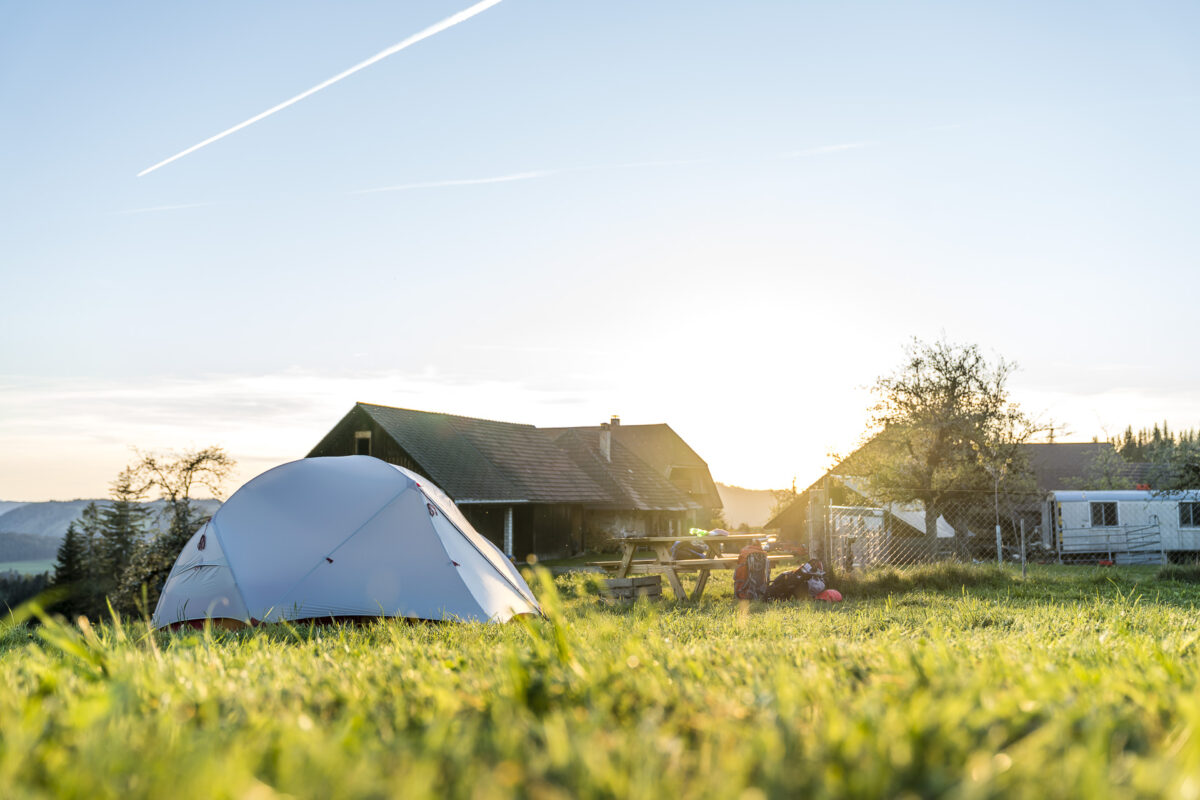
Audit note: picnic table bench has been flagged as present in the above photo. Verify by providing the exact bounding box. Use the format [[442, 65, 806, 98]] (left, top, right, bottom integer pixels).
[[588, 534, 801, 601]]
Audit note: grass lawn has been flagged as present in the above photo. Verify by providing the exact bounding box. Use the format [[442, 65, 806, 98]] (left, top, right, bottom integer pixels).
[[1, 564, 1199, 798], [0, 558, 55, 575]]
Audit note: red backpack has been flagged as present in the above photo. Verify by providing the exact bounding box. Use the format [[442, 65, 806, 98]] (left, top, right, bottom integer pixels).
[[733, 544, 769, 600]]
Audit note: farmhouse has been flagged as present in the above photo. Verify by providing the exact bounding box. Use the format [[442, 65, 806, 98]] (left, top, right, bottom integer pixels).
[[308, 403, 721, 560]]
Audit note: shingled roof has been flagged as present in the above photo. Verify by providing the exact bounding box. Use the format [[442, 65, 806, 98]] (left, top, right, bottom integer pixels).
[[545, 422, 722, 510], [1023, 443, 1156, 490], [317, 403, 710, 511], [551, 429, 701, 512], [354, 404, 610, 504]]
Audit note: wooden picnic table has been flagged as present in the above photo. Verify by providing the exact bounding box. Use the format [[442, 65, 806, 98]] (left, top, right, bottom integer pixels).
[[588, 534, 800, 601]]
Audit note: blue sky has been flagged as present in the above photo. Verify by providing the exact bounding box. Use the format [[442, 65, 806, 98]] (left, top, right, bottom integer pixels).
[[3, 1, 1199, 500]]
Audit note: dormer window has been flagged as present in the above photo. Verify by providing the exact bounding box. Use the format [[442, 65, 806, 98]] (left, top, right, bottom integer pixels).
[[355, 431, 371, 456]]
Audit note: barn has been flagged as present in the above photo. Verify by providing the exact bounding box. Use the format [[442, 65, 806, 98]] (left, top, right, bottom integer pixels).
[[1045, 490, 1200, 564], [307, 403, 722, 560]]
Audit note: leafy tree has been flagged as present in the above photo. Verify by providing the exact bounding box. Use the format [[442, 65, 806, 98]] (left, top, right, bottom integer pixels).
[[1072, 445, 1136, 490], [1154, 439, 1200, 492], [855, 338, 1041, 552]]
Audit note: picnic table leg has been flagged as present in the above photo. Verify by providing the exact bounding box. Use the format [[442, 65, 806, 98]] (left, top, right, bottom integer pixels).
[[652, 544, 687, 600], [662, 566, 687, 600], [690, 568, 711, 601], [616, 543, 636, 578]]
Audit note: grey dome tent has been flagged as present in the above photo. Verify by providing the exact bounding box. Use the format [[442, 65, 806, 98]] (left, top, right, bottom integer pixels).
[[152, 456, 541, 628]]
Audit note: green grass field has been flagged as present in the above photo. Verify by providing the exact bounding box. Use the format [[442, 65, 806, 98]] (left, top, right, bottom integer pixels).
[[2, 564, 1199, 799], [0, 559, 55, 576]]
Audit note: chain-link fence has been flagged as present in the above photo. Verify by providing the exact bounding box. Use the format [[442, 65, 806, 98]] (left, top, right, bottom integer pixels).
[[796, 484, 1176, 570]]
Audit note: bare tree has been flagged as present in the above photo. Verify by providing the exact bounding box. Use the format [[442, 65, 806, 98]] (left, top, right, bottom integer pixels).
[[113, 446, 236, 615], [129, 446, 236, 505]]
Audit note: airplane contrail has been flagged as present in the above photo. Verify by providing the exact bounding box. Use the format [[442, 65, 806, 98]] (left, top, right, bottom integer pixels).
[[354, 171, 552, 193], [138, 0, 505, 177]]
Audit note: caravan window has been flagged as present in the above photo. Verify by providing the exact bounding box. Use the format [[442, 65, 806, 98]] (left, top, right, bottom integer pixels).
[[1180, 502, 1200, 528], [1090, 502, 1118, 527]]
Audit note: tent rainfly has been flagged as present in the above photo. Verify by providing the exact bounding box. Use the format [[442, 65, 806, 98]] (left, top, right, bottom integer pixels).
[[152, 456, 541, 628]]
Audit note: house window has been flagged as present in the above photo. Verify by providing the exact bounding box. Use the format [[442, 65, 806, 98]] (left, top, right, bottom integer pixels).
[[1090, 502, 1118, 527], [1180, 502, 1200, 528], [355, 431, 371, 456]]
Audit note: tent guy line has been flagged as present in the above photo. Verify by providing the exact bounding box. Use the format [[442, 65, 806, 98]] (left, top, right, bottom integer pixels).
[[136, 0, 505, 177]]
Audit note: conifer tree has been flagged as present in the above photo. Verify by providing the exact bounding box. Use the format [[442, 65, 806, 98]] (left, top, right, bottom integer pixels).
[[53, 521, 89, 588], [52, 520, 93, 619], [75, 502, 106, 616], [98, 467, 149, 590]]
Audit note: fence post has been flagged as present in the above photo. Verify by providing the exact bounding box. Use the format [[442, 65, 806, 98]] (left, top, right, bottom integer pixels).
[[822, 475, 833, 570], [1020, 518, 1027, 579], [806, 497, 816, 560]]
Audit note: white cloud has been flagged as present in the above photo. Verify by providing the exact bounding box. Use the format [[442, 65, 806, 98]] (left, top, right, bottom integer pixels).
[[0, 369, 598, 500]]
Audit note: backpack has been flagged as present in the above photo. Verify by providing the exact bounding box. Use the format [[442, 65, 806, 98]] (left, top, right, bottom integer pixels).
[[733, 544, 769, 600], [670, 539, 710, 560], [765, 569, 807, 601]]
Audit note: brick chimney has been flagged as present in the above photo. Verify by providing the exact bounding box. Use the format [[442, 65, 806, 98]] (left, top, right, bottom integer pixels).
[[599, 422, 611, 461], [610, 415, 620, 428]]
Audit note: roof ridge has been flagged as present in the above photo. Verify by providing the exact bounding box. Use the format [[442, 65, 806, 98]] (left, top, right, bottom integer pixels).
[[356, 401, 537, 430], [357, 404, 523, 500]]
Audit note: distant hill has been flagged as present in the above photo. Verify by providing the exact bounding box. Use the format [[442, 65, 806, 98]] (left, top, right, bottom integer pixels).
[[716, 483, 781, 529], [0, 501, 99, 540], [0, 499, 222, 541], [0, 502, 26, 517], [0, 532, 60, 564]]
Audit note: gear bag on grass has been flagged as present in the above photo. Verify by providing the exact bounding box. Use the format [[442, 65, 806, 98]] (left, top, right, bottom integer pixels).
[[765, 569, 807, 600], [733, 544, 769, 600]]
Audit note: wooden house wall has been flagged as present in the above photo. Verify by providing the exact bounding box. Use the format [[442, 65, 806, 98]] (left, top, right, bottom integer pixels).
[[308, 406, 426, 477], [459, 504, 583, 560]]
